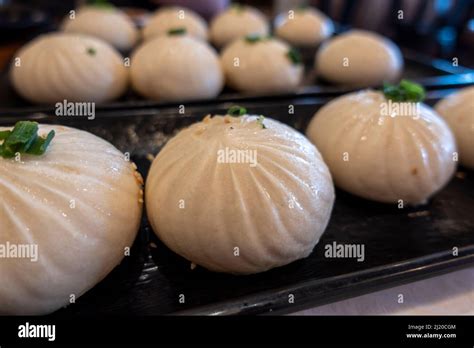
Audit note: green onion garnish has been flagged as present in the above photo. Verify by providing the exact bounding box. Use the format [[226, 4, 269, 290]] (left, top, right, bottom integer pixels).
[[286, 47, 302, 65], [232, 3, 244, 13], [256, 115, 267, 129], [383, 80, 426, 102], [227, 106, 247, 116], [168, 27, 187, 36], [86, 47, 96, 56], [0, 130, 11, 141], [0, 121, 55, 159], [244, 34, 271, 44], [87, 0, 114, 9]]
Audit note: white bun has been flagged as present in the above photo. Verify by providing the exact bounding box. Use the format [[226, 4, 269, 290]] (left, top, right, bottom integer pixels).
[[61, 6, 139, 51], [435, 86, 474, 169], [306, 90, 457, 204], [220, 38, 303, 94], [130, 35, 223, 101], [0, 125, 143, 314], [142, 7, 208, 42], [146, 115, 335, 274], [210, 5, 269, 48], [275, 7, 334, 47], [10, 33, 128, 104], [315, 30, 403, 86]]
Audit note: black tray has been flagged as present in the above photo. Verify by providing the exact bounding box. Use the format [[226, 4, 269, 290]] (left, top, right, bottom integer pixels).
[[1, 88, 473, 316], [1, 48, 473, 117]]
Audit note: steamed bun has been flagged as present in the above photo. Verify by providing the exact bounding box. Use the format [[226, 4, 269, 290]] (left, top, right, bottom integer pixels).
[[220, 37, 303, 94], [0, 125, 143, 314], [131, 34, 223, 101], [435, 86, 474, 169], [315, 30, 403, 86], [61, 6, 139, 51], [146, 113, 335, 274], [210, 5, 269, 48], [275, 7, 334, 47], [306, 90, 456, 204], [10, 33, 128, 104], [143, 6, 208, 42]]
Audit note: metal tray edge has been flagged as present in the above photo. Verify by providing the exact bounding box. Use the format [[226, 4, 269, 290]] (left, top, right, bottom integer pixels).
[[173, 246, 474, 316]]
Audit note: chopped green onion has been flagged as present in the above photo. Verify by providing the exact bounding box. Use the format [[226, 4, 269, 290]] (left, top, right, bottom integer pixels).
[[168, 27, 187, 36], [227, 106, 247, 116], [0, 121, 55, 159], [87, 0, 114, 9], [0, 130, 11, 140], [383, 79, 426, 102], [256, 115, 267, 129], [28, 130, 56, 155], [86, 47, 96, 56], [286, 47, 302, 65], [244, 34, 271, 44], [232, 3, 244, 13]]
